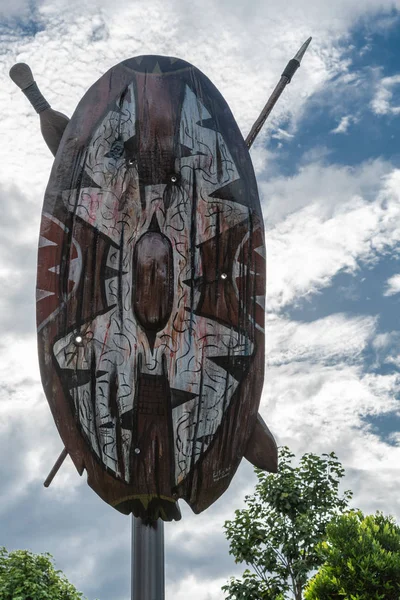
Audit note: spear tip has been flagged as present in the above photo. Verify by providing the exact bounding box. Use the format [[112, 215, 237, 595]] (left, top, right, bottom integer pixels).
[[294, 36, 312, 64]]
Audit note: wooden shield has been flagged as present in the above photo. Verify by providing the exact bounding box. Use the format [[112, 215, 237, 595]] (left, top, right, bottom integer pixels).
[[37, 55, 267, 521]]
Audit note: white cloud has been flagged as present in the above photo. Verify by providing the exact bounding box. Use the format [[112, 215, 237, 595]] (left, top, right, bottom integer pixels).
[[372, 332, 395, 350], [260, 158, 390, 226], [331, 114, 353, 133], [272, 127, 295, 141], [371, 74, 400, 115], [260, 299, 400, 522], [264, 362, 399, 441], [168, 574, 228, 600], [264, 310, 390, 435], [384, 273, 400, 296], [262, 163, 400, 311], [267, 313, 377, 367], [0, 0, 39, 18], [263, 322, 400, 515]]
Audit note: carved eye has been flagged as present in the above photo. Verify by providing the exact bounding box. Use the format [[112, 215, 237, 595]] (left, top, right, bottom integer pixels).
[[105, 139, 125, 160]]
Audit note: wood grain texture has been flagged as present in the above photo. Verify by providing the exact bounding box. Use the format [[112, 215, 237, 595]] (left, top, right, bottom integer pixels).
[[37, 55, 268, 521]]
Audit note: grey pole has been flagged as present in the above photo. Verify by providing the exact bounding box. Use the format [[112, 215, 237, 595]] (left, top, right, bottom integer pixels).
[[131, 516, 165, 600]]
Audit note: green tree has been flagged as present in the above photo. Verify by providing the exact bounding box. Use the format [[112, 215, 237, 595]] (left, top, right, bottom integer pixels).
[[223, 446, 352, 600], [0, 547, 86, 600], [304, 510, 400, 600]]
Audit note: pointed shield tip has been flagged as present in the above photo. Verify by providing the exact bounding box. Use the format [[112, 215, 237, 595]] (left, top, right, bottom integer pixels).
[[293, 36, 312, 64]]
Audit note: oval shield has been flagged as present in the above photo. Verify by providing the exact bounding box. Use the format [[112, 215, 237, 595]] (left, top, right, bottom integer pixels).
[[37, 55, 270, 521]]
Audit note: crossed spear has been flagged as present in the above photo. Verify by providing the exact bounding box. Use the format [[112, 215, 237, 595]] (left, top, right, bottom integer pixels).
[[9, 37, 311, 487]]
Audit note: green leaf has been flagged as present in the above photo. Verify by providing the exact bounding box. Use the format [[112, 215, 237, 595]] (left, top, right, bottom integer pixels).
[[0, 548, 87, 600], [304, 511, 400, 600], [223, 446, 352, 600]]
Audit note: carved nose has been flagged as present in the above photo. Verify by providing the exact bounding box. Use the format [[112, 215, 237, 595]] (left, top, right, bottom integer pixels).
[[132, 231, 174, 332]]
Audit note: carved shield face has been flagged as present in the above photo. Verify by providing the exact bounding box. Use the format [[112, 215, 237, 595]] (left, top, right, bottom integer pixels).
[[37, 56, 266, 521]]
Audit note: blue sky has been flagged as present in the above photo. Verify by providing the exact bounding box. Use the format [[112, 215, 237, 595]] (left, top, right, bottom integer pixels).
[[272, 19, 400, 169], [1, 1, 400, 599], [269, 16, 400, 449]]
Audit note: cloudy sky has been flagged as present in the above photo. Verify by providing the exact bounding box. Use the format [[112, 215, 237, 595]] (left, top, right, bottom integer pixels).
[[1, 0, 400, 598]]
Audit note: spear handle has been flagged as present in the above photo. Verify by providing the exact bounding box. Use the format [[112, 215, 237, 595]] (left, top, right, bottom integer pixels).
[[43, 447, 68, 487], [10, 63, 50, 112], [245, 77, 288, 149], [245, 38, 311, 149], [9, 62, 69, 156]]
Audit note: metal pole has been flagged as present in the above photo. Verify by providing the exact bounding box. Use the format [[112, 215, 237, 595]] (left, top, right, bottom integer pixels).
[[131, 516, 165, 600]]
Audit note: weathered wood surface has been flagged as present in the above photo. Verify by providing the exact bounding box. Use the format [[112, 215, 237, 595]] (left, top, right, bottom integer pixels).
[[37, 55, 274, 521]]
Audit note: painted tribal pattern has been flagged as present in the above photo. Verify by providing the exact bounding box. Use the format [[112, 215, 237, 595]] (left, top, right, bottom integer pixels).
[[37, 57, 265, 519]]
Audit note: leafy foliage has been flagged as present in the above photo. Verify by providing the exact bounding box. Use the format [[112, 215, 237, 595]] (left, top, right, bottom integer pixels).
[[223, 446, 352, 600], [304, 510, 400, 600], [0, 547, 86, 600]]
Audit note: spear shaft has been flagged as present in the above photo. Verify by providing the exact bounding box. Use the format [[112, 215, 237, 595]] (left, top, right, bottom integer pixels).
[[245, 36, 312, 149], [43, 447, 68, 487], [9, 63, 69, 156]]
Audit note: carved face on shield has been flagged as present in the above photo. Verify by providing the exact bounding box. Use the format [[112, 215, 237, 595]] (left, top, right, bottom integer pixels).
[[37, 56, 267, 521]]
